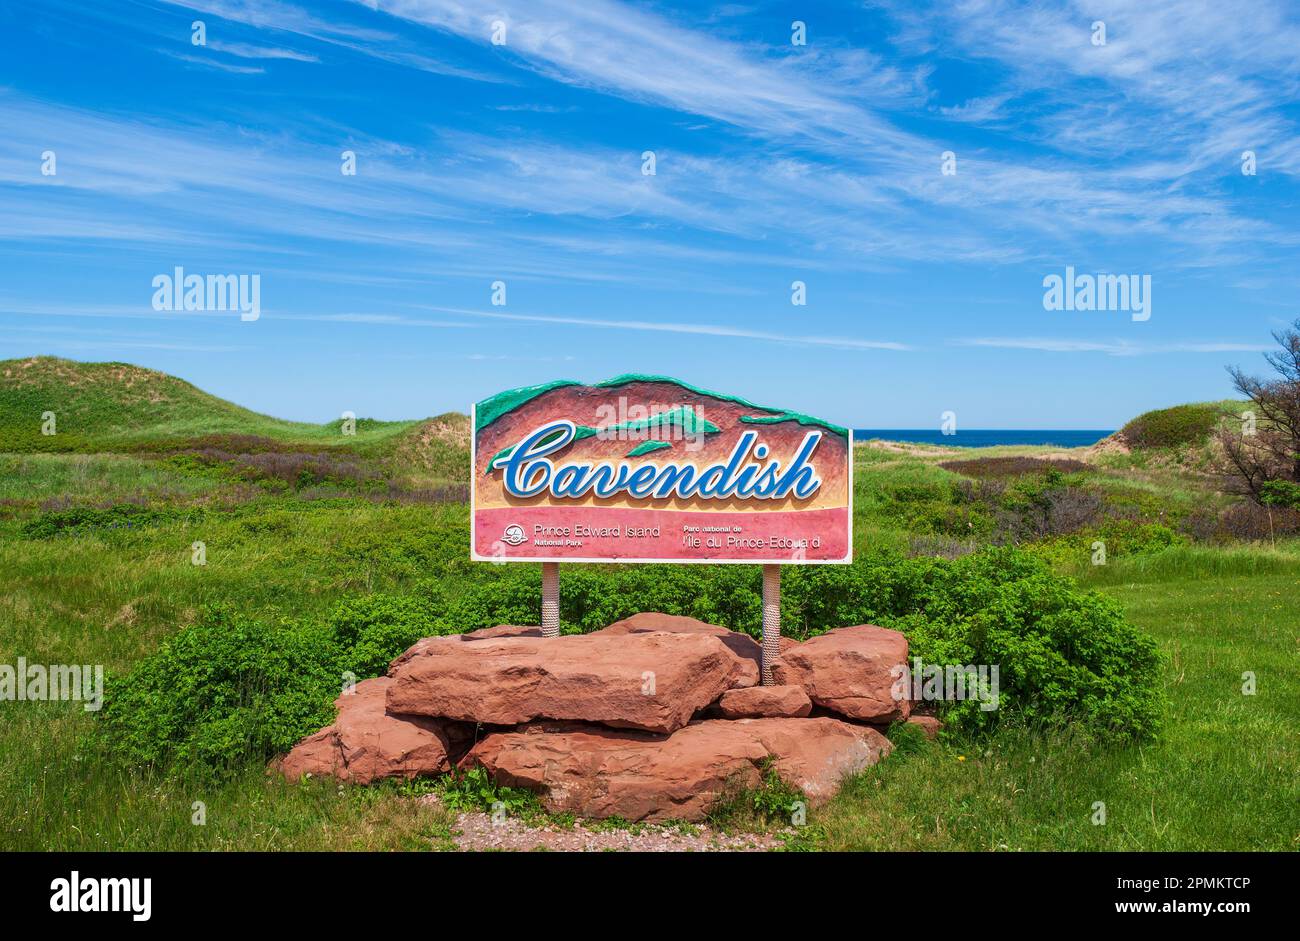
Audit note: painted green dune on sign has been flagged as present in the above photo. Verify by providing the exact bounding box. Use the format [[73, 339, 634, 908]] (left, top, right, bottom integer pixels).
[[485, 405, 722, 471], [474, 374, 849, 438], [627, 440, 673, 457]]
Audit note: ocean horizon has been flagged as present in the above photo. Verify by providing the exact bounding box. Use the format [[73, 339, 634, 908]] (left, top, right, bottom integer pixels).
[[853, 429, 1113, 448]]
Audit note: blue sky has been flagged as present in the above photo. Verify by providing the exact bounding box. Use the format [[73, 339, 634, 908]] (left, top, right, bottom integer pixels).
[[2, 0, 1298, 428]]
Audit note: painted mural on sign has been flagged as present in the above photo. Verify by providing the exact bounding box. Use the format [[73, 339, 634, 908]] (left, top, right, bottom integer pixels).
[[471, 375, 852, 563]]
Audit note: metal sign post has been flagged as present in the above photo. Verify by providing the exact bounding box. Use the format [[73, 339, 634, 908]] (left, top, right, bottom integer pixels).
[[761, 564, 781, 685], [541, 561, 560, 638]]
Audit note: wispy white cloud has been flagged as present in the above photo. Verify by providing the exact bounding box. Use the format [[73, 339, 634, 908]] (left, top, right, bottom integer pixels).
[[956, 337, 1274, 356], [342, 0, 1299, 263], [9, 0, 1298, 283], [364, 0, 922, 154], [3, 0, 1297, 376], [3, 319, 236, 355], [490, 103, 577, 113], [159, 0, 506, 81], [877, 0, 1300, 175], [422, 305, 910, 352], [274, 312, 481, 328], [163, 0, 396, 42], [159, 51, 266, 74], [935, 93, 1013, 124], [207, 39, 319, 61]]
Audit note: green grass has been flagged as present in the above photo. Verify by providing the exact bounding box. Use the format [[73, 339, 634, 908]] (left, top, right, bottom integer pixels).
[[3, 490, 1295, 850], [6, 720, 458, 851], [1, 360, 1296, 851], [812, 564, 1299, 850], [0, 453, 230, 508], [0, 500, 473, 851]]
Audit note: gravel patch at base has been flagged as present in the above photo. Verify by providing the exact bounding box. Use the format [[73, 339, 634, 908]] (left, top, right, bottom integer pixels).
[[421, 796, 780, 852]]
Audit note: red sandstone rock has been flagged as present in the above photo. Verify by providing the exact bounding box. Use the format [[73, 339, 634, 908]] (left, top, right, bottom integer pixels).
[[599, 611, 735, 639], [463, 717, 891, 822], [906, 715, 942, 739], [463, 624, 544, 641], [279, 677, 454, 784], [386, 630, 750, 734], [596, 612, 760, 688], [387, 625, 541, 674], [770, 624, 911, 722], [716, 684, 812, 719]]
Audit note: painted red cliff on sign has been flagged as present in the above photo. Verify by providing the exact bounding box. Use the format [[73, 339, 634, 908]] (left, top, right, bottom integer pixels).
[[471, 375, 852, 564]]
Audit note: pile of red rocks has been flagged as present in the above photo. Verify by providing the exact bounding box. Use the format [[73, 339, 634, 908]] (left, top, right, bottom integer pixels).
[[279, 613, 932, 822]]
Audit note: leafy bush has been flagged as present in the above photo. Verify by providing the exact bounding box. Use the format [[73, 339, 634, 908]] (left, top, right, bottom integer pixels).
[[780, 548, 1163, 741], [1120, 404, 1220, 449], [436, 571, 559, 632], [880, 480, 996, 537], [327, 593, 445, 676], [98, 594, 445, 776], [556, 565, 763, 634], [98, 607, 341, 774], [926, 471, 1119, 544], [1030, 519, 1188, 566], [98, 547, 1164, 778], [22, 502, 194, 538], [1095, 519, 1186, 555]]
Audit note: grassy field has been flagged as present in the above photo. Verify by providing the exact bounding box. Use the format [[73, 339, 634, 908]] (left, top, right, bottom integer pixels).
[[819, 558, 1299, 850], [1, 358, 1296, 851]]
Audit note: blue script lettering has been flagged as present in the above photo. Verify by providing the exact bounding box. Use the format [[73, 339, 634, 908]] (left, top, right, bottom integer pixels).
[[490, 421, 823, 501]]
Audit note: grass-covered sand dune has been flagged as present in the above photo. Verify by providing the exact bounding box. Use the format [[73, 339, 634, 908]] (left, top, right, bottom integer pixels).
[[0, 356, 416, 448], [0, 356, 469, 499], [0, 357, 1295, 851]]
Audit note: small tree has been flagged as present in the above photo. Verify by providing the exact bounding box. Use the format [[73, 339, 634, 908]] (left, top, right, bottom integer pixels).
[[1218, 318, 1300, 503]]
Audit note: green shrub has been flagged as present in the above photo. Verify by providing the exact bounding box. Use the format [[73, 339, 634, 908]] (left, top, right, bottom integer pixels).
[[98, 607, 341, 774], [555, 565, 764, 635], [887, 550, 1164, 740], [98, 593, 448, 777], [21, 503, 194, 539], [327, 593, 445, 677], [1120, 404, 1220, 449], [435, 571, 557, 632], [1029, 519, 1188, 566], [780, 548, 1163, 741], [879, 481, 995, 537], [98, 547, 1164, 778]]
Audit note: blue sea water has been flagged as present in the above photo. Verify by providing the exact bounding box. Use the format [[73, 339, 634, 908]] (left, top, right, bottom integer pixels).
[[854, 429, 1113, 448]]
